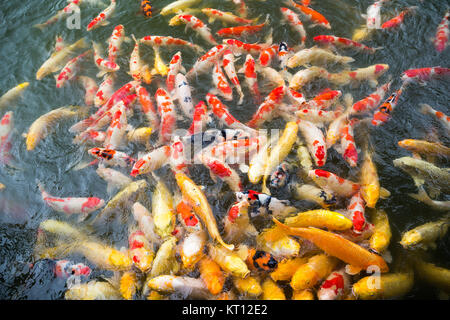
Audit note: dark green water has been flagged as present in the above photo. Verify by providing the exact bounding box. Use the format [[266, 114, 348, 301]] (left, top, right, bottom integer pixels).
[[0, 0, 448, 299]]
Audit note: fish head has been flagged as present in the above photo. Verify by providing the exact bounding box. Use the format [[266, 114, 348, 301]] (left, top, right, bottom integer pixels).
[[399, 230, 421, 248]]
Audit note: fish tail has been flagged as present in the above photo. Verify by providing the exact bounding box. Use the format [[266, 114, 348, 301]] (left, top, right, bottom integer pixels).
[[217, 238, 234, 251], [408, 186, 430, 203]]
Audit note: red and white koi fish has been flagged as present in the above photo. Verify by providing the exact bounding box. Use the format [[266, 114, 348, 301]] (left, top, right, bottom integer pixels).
[[206, 93, 256, 134], [223, 200, 257, 243], [186, 44, 229, 79], [34, 1, 80, 30], [216, 18, 267, 38], [364, 0, 389, 30], [170, 136, 188, 173], [308, 89, 342, 110], [247, 86, 286, 128], [317, 269, 350, 300], [53, 35, 67, 55], [287, 88, 307, 107], [434, 11, 449, 53], [222, 38, 271, 56], [54, 260, 91, 279], [73, 129, 106, 145], [381, 7, 417, 29], [135, 84, 159, 130], [308, 169, 360, 197], [328, 64, 389, 88], [371, 86, 403, 126], [237, 54, 261, 105], [348, 82, 391, 116], [128, 231, 154, 273], [313, 35, 380, 54], [297, 119, 327, 167], [167, 52, 185, 95], [93, 41, 119, 78], [77, 76, 98, 106], [326, 113, 347, 149], [419, 103, 450, 132], [289, 66, 329, 90], [107, 24, 126, 64], [295, 108, 343, 126], [0, 112, 13, 164], [175, 73, 195, 118], [88, 147, 135, 167], [169, 14, 218, 46], [87, 0, 116, 31], [155, 88, 177, 144], [286, 0, 331, 29], [259, 45, 278, 67], [128, 35, 151, 83], [188, 101, 210, 135], [201, 154, 243, 191], [201, 8, 255, 25], [95, 73, 115, 108], [56, 50, 92, 88], [177, 200, 203, 233], [280, 7, 307, 46], [104, 104, 127, 149], [277, 42, 292, 69], [401, 67, 450, 85], [140, 35, 204, 54], [130, 145, 171, 177], [222, 49, 244, 105], [37, 181, 105, 219], [346, 192, 369, 235], [205, 136, 265, 164], [339, 118, 358, 167], [212, 63, 233, 102]]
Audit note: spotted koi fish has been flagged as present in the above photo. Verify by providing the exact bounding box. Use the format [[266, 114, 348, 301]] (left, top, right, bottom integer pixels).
[[130, 145, 171, 177], [140, 0, 153, 17], [56, 50, 92, 88], [128, 35, 151, 83], [169, 14, 218, 46], [222, 49, 244, 105], [340, 118, 358, 167], [313, 35, 380, 54], [34, 1, 80, 30], [371, 86, 403, 126], [308, 169, 360, 197], [289, 66, 329, 90], [348, 82, 391, 116], [201, 154, 243, 191], [247, 248, 278, 272], [108, 25, 127, 64], [347, 191, 369, 235], [286, 0, 331, 29], [177, 200, 202, 233], [309, 89, 342, 110], [95, 73, 115, 108], [186, 44, 229, 79], [326, 113, 347, 149], [175, 73, 195, 118], [259, 45, 278, 67], [201, 8, 255, 25], [222, 38, 271, 56], [129, 231, 154, 273], [87, 0, 116, 31], [155, 88, 177, 144], [237, 54, 261, 105], [88, 147, 135, 167], [93, 41, 119, 78], [401, 66, 450, 85], [364, 0, 389, 30], [235, 190, 293, 218], [211, 62, 233, 102], [204, 136, 264, 165], [216, 19, 267, 38], [54, 260, 91, 279], [140, 35, 204, 54], [170, 136, 188, 173], [247, 86, 286, 128], [420, 103, 450, 132], [37, 181, 105, 218], [187, 101, 210, 135], [135, 83, 159, 130], [280, 7, 307, 46], [167, 52, 185, 95], [231, 0, 248, 18], [277, 42, 291, 69], [297, 119, 327, 167], [0, 112, 13, 164], [77, 76, 98, 106], [328, 64, 389, 88], [72, 129, 106, 145], [317, 269, 350, 300], [295, 108, 343, 126], [287, 88, 307, 106], [53, 35, 67, 56], [381, 7, 417, 29], [104, 104, 127, 149], [434, 11, 449, 53]]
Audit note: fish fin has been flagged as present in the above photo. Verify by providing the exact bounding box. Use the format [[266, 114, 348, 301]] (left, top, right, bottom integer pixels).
[[96, 70, 107, 78], [123, 36, 132, 44], [379, 187, 391, 199], [368, 79, 378, 88], [100, 20, 110, 27], [238, 164, 249, 173], [345, 264, 362, 275]]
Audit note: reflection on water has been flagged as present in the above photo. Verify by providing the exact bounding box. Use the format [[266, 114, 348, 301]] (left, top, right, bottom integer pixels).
[[0, 0, 448, 299]]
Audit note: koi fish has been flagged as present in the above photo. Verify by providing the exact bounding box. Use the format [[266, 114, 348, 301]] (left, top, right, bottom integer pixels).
[[77, 76, 98, 106], [135, 84, 159, 130], [176, 172, 235, 251], [54, 259, 91, 279], [150, 236, 180, 278], [317, 269, 350, 300], [360, 146, 381, 208], [155, 88, 176, 144], [96, 167, 132, 194], [211, 62, 233, 101], [222, 49, 244, 104], [128, 231, 154, 273], [273, 218, 389, 273], [364, 0, 389, 30], [201, 8, 255, 25], [295, 108, 342, 126], [34, 1, 80, 30], [401, 67, 450, 85], [152, 179, 176, 238], [434, 11, 449, 53], [128, 35, 151, 83], [169, 14, 218, 46], [65, 281, 122, 300], [88, 147, 135, 167], [0, 82, 29, 111], [371, 86, 403, 126], [56, 50, 91, 88], [290, 254, 338, 290], [381, 7, 417, 29], [297, 119, 327, 167], [177, 200, 202, 233], [0, 112, 13, 164], [198, 257, 225, 295], [339, 118, 358, 167], [93, 41, 120, 78], [326, 113, 347, 149], [247, 86, 286, 128], [169, 136, 188, 173], [151, 46, 169, 77], [398, 139, 450, 159], [277, 42, 291, 69], [222, 38, 271, 56], [87, 0, 116, 31], [328, 64, 389, 88], [237, 54, 261, 105], [284, 209, 353, 231], [167, 51, 185, 95], [95, 73, 115, 107], [132, 202, 161, 246], [352, 272, 414, 300], [291, 183, 337, 208], [419, 103, 450, 132], [286, 0, 331, 29], [400, 216, 449, 250], [160, 0, 201, 16], [413, 259, 450, 293], [130, 145, 171, 177], [280, 7, 307, 46], [236, 190, 296, 218], [208, 243, 249, 277], [140, 35, 204, 54], [216, 19, 267, 38], [368, 209, 391, 253], [36, 38, 88, 80], [175, 73, 195, 118], [313, 35, 380, 53], [186, 44, 229, 79], [288, 47, 354, 69], [261, 278, 286, 300], [103, 104, 127, 149], [269, 162, 292, 189], [188, 101, 210, 135], [223, 200, 257, 243], [140, 0, 153, 17], [349, 82, 391, 116], [52, 35, 66, 56], [201, 154, 243, 192], [233, 276, 263, 298], [308, 169, 360, 198], [107, 25, 127, 64], [289, 66, 329, 90]]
